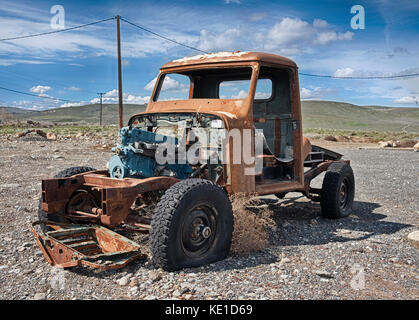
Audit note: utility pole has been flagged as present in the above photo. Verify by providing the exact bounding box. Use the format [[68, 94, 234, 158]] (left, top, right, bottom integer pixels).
[[97, 92, 105, 126], [116, 15, 123, 129]]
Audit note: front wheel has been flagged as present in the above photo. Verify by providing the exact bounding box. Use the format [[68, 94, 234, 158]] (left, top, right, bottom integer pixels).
[[150, 179, 233, 271], [320, 162, 355, 219]]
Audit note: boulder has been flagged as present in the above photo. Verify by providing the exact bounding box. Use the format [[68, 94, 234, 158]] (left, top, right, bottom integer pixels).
[[46, 132, 57, 141], [407, 231, 419, 248], [378, 141, 391, 148]]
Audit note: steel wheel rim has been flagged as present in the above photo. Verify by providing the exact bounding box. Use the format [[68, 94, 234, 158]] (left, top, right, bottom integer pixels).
[[181, 204, 217, 257], [339, 178, 349, 209]]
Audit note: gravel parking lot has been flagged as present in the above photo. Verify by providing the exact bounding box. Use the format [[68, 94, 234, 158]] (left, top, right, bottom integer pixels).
[[0, 136, 418, 300]]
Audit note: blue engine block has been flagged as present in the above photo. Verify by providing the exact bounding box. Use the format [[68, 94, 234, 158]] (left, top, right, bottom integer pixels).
[[108, 126, 192, 179]]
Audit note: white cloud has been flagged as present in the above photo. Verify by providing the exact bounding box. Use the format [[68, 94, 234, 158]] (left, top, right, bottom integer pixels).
[[197, 28, 243, 52], [89, 89, 150, 105], [224, 0, 241, 4], [315, 31, 353, 45], [196, 17, 354, 55], [144, 76, 188, 92], [267, 18, 313, 47], [255, 92, 271, 99], [300, 87, 335, 100], [333, 68, 355, 77], [231, 90, 248, 99], [313, 19, 329, 28], [59, 101, 86, 108], [30, 85, 51, 94], [393, 96, 419, 104]]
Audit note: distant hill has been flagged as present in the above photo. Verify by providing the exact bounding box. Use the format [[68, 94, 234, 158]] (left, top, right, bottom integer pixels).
[[3, 101, 419, 132], [301, 100, 419, 132], [0, 106, 33, 115], [7, 104, 147, 125]]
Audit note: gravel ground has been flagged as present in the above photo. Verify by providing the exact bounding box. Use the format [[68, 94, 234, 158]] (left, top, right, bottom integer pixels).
[[0, 136, 418, 300]]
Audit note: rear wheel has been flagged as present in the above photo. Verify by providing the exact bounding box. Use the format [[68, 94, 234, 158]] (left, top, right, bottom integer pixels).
[[37, 166, 96, 233], [320, 162, 355, 219], [150, 179, 233, 271]]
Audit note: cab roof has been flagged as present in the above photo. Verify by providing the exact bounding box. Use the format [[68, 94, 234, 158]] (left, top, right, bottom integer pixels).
[[161, 51, 297, 70]]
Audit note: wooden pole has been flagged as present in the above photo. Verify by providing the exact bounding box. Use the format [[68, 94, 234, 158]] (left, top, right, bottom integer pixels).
[[97, 92, 104, 126], [116, 15, 123, 129]]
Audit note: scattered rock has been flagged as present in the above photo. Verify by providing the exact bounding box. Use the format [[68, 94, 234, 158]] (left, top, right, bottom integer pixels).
[[172, 289, 182, 297], [46, 132, 57, 141], [414, 142, 419, 152], [33, 292, 46, 300], [117, 276, 129, 286], [149, 271, 162, 282], [314, 270, 334, 279], [378, 141, 391, 148], [76, 132, 84, 139], [407, 231, 419, 248]]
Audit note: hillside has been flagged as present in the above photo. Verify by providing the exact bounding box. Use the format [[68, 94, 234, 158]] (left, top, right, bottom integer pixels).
[[5, 104, 147, 125], [2, 101, 419, 132], [301, 101, 419, 132]]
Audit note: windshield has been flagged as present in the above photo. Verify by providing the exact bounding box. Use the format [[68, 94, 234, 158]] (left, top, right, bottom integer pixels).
[[153, 67, 270, 102]]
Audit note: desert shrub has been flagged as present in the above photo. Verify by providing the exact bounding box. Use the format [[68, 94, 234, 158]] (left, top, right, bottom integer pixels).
[[399, 139, 416, 148], [229, 194, 276, 255], [324, 135, 337, 142]]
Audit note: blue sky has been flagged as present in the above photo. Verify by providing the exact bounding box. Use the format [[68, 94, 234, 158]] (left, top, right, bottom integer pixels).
[[0, 0, 418, 110]]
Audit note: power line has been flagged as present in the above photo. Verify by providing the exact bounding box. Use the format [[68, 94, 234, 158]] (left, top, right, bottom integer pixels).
[[0, 17, 115, 42], [0, 85, 80, 103], [0, 69, 101, 95], [120, 17, 208, 54], [299, 72, 419, 79]]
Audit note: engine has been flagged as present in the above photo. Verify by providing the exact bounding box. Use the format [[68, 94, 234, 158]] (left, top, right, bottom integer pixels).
[[108, 126, 193, 179]]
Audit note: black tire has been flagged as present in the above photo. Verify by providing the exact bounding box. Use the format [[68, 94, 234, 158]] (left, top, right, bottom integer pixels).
[[320, 162, 355, 219], [150, 179, 233, 271], [37, 166, 96, 233]]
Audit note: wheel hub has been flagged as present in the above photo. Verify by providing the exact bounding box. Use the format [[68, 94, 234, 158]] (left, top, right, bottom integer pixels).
[[200, 225, 212, 239], [181, 206, 217, 257]]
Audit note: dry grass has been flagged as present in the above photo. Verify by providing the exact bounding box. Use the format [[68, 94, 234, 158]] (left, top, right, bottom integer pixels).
[[229, 194, 276, 255]]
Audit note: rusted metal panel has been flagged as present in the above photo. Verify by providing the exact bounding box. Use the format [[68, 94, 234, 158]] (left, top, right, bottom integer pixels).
[[160, 51, 297, 70], [41, 172, 179, 228], [30, 222, 145, 270]]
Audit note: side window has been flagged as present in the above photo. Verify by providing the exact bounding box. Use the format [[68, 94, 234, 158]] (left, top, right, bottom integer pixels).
[[255, 78, 272, 100], [155, 74, 190, 101]]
